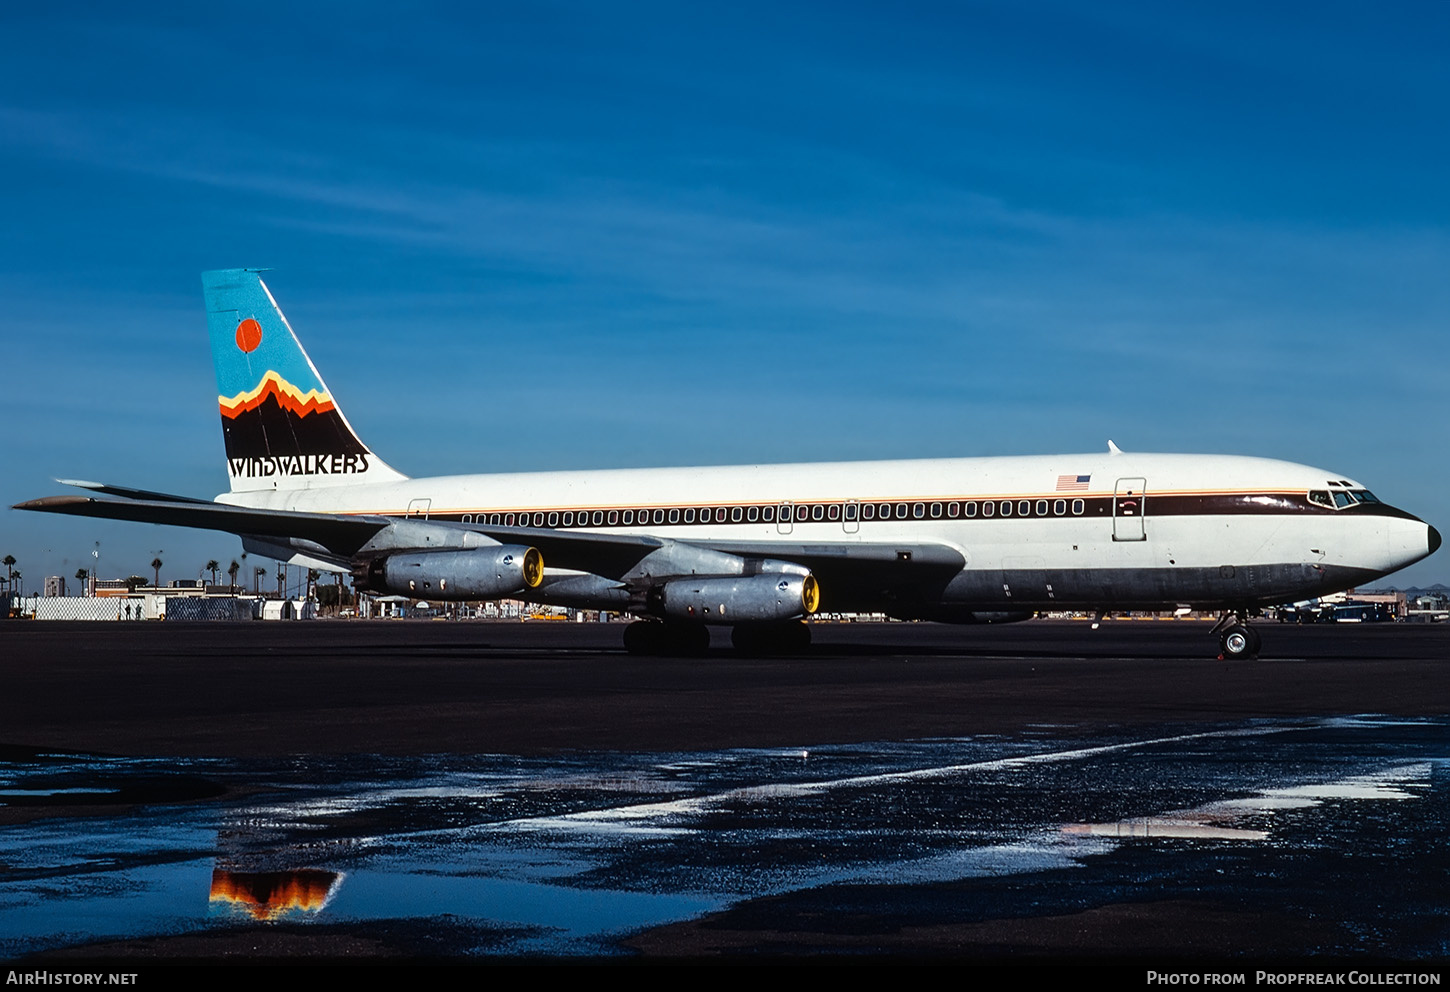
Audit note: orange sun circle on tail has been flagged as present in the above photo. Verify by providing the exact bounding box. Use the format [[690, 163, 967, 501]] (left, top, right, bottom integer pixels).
[[235, 318, 263, 353]]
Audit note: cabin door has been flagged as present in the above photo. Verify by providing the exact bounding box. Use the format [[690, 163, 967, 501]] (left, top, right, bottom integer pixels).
[[1112, 478, 1146, 542], [407, 498, 432, 520]]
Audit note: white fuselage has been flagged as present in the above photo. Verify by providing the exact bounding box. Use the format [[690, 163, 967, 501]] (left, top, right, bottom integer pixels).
[[220, 451, 1435, 614]]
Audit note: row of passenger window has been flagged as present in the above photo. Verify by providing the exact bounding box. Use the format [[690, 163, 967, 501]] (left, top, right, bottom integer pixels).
[[459, 498, 1089, 528]]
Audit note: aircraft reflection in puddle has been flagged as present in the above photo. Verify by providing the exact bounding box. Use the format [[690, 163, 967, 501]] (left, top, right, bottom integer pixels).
[[209, 868, 345, 921]]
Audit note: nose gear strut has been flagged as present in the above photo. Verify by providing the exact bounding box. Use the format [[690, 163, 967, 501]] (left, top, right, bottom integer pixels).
[[1211, 609, 1261, 659]]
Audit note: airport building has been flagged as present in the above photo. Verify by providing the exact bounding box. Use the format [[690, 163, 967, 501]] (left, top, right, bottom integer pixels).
[[17, 576, 316, 622]]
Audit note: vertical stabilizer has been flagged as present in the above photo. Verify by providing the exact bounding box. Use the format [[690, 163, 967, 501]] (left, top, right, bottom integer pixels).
[[203, 269, 407, 493]]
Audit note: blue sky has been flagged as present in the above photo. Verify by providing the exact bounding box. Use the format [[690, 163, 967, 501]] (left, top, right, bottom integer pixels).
[[1, 1, 1445, 589]]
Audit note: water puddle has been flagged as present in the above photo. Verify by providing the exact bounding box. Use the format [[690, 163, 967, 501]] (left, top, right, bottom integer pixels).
[[0, 716, 1444, 957]]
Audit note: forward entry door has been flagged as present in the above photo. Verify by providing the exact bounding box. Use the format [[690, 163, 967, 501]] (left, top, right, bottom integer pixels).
[[1113, 478, 1146, 542]]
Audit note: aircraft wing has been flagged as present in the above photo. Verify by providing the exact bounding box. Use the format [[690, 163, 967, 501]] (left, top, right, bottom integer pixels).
[[15, 495, 965, 589], [457, 522, 666, 576], [677, 537, 966, 603], [681, 538, 965, 574], [466, 526, 965, 586], [13, 496, 396, 556], [12, 494, 670, 575]]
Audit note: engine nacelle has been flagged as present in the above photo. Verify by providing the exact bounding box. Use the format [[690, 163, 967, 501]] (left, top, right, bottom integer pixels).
[[656, 573, 820, 624], [354, 546, 543, 601]]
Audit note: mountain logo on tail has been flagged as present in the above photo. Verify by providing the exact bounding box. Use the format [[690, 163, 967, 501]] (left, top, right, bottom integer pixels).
[[221, 368, 341, 421], [219, 365, 368, 463]]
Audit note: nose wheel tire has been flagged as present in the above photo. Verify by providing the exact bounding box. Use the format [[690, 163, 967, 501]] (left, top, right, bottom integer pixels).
[[1219, 624, 1261, 659]]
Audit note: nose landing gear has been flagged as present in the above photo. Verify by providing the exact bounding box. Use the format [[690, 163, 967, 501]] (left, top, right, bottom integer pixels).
[[1212, 611, 1261, 659]]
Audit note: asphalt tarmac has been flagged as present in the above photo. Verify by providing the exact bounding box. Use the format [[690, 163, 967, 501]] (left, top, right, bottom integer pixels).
[[0, 618, 1446, 966], [1, 618, 1446, 756]]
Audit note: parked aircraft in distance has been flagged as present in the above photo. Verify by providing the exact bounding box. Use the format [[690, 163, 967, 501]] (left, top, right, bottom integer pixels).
[[16, 270, 1440, 657]]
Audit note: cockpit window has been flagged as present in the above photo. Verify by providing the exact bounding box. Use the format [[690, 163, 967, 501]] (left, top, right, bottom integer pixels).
[[1312, 488, 1380, 509]]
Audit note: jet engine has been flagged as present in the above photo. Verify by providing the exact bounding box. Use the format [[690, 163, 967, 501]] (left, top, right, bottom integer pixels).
[[353, 546, 543, 600], [655, 573, 820, 624]]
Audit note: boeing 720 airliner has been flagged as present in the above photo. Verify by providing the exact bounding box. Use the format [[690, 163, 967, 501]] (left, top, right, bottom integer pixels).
[[16, 269, 1440, 657]]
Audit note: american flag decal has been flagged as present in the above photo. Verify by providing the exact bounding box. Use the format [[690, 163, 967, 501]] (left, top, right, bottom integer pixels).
[[1056, 474, 1090, 491]]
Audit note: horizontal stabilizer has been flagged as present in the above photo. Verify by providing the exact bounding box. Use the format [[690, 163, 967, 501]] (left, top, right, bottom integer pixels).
[[57, 480, 213, 504]]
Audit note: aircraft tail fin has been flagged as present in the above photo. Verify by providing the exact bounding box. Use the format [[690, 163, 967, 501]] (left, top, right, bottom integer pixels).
[[202, 269, 408, 493]]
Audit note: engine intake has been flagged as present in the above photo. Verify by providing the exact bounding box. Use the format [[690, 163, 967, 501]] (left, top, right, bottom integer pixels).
[[354, 546, 542, 600]]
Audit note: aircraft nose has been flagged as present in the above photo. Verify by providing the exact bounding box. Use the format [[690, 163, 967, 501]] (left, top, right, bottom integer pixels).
[[1430, 525, 1442, 557]]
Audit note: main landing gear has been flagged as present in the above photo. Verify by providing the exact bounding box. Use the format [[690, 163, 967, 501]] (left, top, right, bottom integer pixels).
[[622, 620, 710, 656], [622, 620, 813, 656], [730, 621, 811, 656], [1211, 611, 1262, 660]]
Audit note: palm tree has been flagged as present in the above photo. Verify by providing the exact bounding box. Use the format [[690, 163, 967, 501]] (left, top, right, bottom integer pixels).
[[75, 568, 89, 595], [206, 560, 220, 586], [276, 566, 286, 599], [227, 560, 240, 596], [10, 570, 20, 598], [254, 565, 265, 594], [150, 557, 163, 589], [2, 554, 14, 594]]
